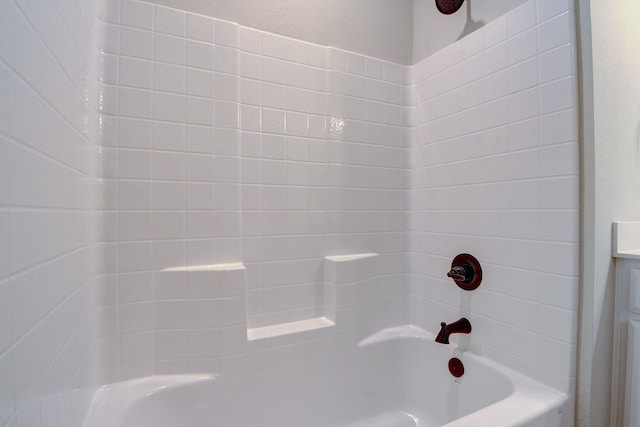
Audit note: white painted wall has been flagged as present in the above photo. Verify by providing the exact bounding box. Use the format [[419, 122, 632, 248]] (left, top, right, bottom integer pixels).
[[143, 0, 415, 64], [413, 0, 529, 62], [577, 0, 640, 425]]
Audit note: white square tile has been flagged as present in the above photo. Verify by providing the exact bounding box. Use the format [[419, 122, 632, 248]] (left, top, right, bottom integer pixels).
[[152, 181, 185, 209], [119, 56, 152, 89], [119, 118, 153, 148], [308, 44, 326, 69], [187, 299, 221, 328], [154, 33, 185, 65], [185, 68, 213, 98], [153, 211, 185, 240], [153, 241, 186, 271], [509, 57, 538, 93], [482, 15, 508, 50], [154, 329, 186, 359], [261, 108, 285, 134], [510, 149, 539, 180], [216, 183, 241, 211], [240, 52, 261, 80], [118, 302, 154, 334], [508, 117, 539, 151], [120, 27, 152, 59], [154, 62, 185, 94], [121, 0, 153, 30], [507, 0, 537, 37], [539, 142, 578, 177], [538, 44, 573, 84], [215, 20, 238, 47], [537, 0, 570, 24], [154, 122, 185, 151], [186, 182, 214, 210], [346, 52, 365, 75], [241, 78, 261, 106], [154, 92, 185, 122], [262, 57, 286, 84], [214, 101, 239, 129], [540, 176, 578, 209], [118, 148, 152, 179], [538, 12, 572, 52], [118, 272, 153, 303], [187, 40, 214, 71], [152, 147, 184, 183], [118, 87, 152, 119], [262, 134, 285, 159], [240, 27, 261, 53], [286, 38, 309, 64], [241, 105, 261, 132], [185, 153, 214, 182], [346, 74, 365, 98], [186, 124, 215, 154], [120, 331, 153, 365], [215, 73, 238, 102], [508, 28, 538, 65], [118, 242, 153, 273], [540, 210, 579, 243], [98, 0, 121, 24], [365, 57, 384, 79], [186, 13, 214, 42], [328, 49, 346, 72], [539, 76, 575, 115], [186, 96, 214, 126], [261, 82, 286, 110], [215, 46, 238, 74], [540, 109, 576, 146], [118, 180, 152, 210], [155, 5, 185, 36], [508, 87, 538, 122], [262, 32, 287, 59], [185, 212, 214, 238], [187, 329, 220, 358]]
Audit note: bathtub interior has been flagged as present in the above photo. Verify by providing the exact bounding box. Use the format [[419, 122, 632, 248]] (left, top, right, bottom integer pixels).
[[84, 326, 566, 427]]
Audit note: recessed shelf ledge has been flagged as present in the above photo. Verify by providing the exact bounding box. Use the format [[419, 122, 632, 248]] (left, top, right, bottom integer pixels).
[[247, 317, 335, 341], [324, 253, 378, 262], [161, 262, 246, 272]]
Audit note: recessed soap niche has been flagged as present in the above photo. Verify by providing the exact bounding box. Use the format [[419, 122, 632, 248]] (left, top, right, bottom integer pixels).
[[162, 253, 379, 341]]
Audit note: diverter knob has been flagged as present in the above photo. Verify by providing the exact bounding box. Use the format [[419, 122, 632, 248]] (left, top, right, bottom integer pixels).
[[447, 253, 482, 291]]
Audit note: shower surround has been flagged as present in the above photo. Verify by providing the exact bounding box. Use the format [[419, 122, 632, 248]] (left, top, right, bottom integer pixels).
[[0, 0, 579, 425]]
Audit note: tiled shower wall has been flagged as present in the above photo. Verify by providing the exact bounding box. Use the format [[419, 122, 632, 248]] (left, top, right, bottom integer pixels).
[[409, 0, 579, 394], [99, 0, 411, 380], [0, 0, 103, 426]]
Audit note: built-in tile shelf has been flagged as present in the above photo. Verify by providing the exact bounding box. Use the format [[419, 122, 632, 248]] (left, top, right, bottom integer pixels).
[[613, 222, 640, 259], [246, 253, 380, 340], [247, 317, 336, 341], [324, 253, 379, 263], [162, 263, 246, 272]]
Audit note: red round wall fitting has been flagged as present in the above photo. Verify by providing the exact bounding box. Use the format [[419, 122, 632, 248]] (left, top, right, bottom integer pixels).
[[448, 357, 465, 378], [447, 253, 482, 291]]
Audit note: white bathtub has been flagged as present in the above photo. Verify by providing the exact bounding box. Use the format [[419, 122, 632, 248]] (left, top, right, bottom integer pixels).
[[83, 326, 568, 427]]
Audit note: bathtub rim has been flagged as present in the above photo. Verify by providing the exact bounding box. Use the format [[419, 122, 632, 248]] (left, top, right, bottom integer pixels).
[[82, 325, 568, 427]]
